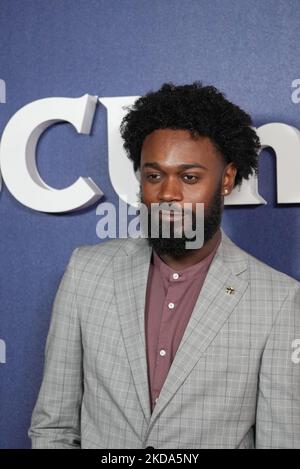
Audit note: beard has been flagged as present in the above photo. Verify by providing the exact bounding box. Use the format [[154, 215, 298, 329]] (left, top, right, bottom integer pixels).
[[139, 181, 223, 257]]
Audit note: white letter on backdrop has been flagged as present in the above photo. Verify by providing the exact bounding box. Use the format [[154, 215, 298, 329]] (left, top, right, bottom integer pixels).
[[0, 94, 103, 212], [257, 123, 300, 203]]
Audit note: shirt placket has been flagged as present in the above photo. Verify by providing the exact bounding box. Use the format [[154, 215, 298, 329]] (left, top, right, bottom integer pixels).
[[151, 271, 184, 409]]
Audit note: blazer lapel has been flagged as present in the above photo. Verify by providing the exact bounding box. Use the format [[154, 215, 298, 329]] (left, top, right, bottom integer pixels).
[[114, 238, 152, 422]]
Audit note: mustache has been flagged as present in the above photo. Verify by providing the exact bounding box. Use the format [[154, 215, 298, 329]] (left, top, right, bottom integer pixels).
[[144, 203, 195, 217]]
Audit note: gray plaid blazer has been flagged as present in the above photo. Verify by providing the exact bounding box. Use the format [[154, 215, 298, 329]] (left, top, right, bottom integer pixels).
[[28, 229, 300, 448]]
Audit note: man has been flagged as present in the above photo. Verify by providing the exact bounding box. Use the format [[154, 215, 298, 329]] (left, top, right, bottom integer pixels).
[[29, 82, 300, 448]]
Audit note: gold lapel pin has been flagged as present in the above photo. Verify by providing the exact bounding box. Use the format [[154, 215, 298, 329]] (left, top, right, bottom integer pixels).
[[226, 286, 235, 295]]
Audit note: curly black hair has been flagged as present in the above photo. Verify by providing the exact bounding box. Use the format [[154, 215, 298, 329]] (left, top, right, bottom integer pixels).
[[120, 82, 260, 187]]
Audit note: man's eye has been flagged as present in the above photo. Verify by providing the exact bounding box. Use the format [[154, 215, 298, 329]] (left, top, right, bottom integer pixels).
[[182, 175, 198, 183], [146, 174, 161, 180]]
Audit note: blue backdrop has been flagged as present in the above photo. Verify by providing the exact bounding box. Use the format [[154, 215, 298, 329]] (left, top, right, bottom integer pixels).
[[1, 0, 300, 448]]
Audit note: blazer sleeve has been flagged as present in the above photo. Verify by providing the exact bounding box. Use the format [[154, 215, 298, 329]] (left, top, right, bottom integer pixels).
[[28, 248, 83, 448], [255, 283, 300, 448]]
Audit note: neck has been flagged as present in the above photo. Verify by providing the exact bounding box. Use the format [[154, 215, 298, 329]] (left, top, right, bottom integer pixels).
[[156, 227, 221, 270]]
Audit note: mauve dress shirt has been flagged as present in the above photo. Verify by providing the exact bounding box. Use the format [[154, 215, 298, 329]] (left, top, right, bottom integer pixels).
[[144, 230, 222, 413]]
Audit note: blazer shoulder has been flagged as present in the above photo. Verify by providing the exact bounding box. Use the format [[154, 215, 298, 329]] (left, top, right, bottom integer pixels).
[[69, 236, 148, 271], [247, 249, 299, 289], [227, 235, 299, 289]]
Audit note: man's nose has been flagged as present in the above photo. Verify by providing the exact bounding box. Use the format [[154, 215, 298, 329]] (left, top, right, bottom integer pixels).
[[158, 177, 182, 202]]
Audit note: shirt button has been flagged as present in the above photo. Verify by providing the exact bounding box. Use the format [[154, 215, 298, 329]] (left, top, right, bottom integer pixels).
[[155, 397, 158, 404], [168, 302, 175, 309], [159, 349, 166, 356], [172, 273, 179, 279]]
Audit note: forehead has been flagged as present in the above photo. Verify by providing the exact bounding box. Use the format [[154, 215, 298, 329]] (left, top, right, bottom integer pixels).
[[141, 129, 222, 168]]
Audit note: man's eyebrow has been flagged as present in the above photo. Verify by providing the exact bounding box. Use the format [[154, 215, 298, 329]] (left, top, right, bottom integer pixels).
[[142, 162, 209, 170]]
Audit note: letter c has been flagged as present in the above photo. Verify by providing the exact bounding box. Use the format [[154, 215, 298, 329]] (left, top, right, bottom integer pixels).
[[0, 94, 103, 212]]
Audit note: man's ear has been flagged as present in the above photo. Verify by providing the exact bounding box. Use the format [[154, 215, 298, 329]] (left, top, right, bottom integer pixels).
[[222, 163, 237, 195]]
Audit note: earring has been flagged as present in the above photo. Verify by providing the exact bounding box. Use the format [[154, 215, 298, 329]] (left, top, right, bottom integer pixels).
[[223, 189, 229, 195]]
